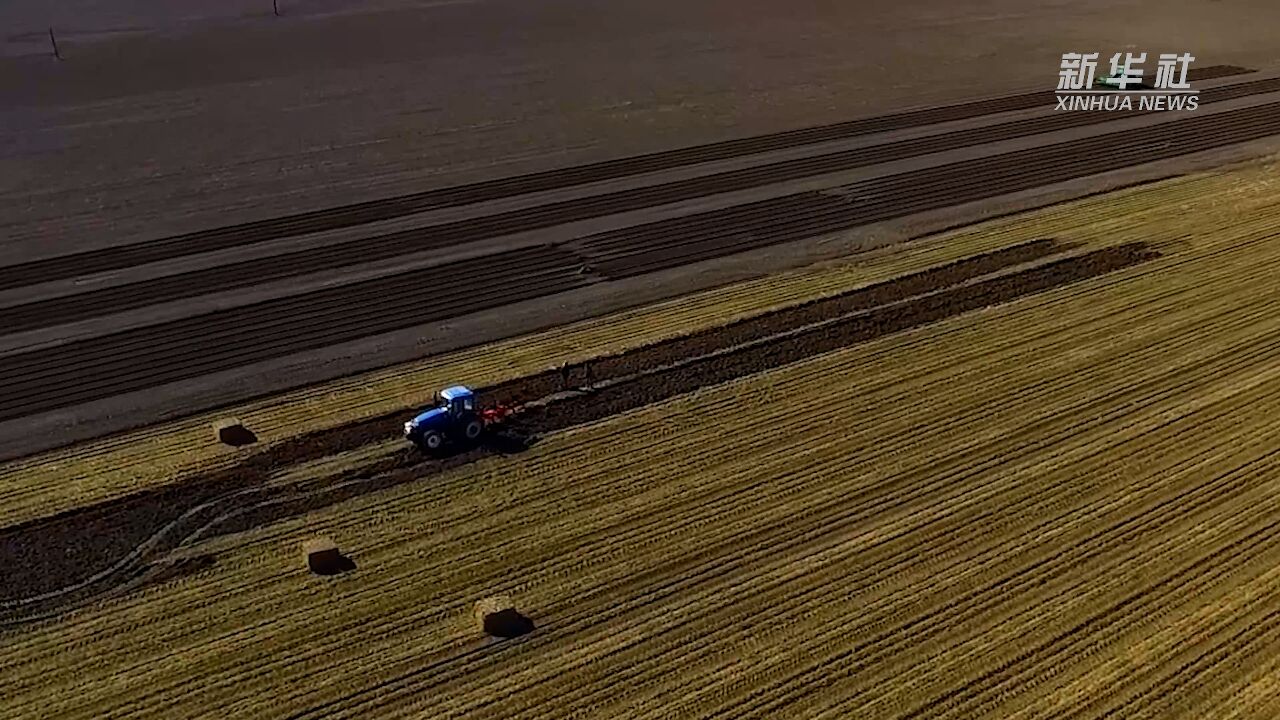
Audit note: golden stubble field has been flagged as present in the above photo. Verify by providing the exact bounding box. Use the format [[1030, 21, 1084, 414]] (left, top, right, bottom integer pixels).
[[5, 157, 1280, 718]]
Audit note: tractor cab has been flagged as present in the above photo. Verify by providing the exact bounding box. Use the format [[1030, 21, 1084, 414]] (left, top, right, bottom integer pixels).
[[439, 385, 477, 416]]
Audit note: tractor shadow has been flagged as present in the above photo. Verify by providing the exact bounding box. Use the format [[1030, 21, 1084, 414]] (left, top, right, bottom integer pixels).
[[479, 428, 542, 456], [483, 608, 536, 639], [309, 550, 357, 576], [217, 424, 258, 447]]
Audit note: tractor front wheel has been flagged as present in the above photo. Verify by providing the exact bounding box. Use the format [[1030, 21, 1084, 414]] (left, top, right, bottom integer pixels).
[[419, 431, 444, 454]]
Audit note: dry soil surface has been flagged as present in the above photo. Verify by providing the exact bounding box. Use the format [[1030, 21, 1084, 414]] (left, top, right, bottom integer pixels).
[[4, 0, 1280, 254]]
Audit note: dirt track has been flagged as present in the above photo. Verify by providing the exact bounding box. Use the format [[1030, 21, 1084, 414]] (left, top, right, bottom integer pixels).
[[0, 239, 1157, 619]]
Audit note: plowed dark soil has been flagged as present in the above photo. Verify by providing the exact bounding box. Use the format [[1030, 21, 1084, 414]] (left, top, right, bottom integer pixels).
[[0, 244, 590, 424], [6, 70, 1274, 339], [0, 64, 1242, 294], [3, 99, 1277, 429], [575, 100, 1280, 277], [524, 243, 1158, 432], [0, 240, 1157, 620]]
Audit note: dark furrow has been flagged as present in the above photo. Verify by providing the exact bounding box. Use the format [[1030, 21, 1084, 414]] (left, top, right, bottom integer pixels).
[[0, 65, 1251, 292], [6, 72, 1276, 334], [0, 273, 585, 400], [578, 97, 1280, 261], [0, 247, 578, 387], [575, 115, 1270, 266], [0, 281, 589, 418], [579, 102, 1280, 276], [0, 250, 589, 420], [580, 102, 1280, 263]]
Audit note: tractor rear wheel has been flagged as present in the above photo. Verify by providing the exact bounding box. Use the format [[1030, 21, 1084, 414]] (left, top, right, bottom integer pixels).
[[462, 419, 484, 443]]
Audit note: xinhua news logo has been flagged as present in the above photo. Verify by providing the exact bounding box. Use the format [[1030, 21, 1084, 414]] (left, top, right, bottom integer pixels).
[[1056, 52, 1199, 112]]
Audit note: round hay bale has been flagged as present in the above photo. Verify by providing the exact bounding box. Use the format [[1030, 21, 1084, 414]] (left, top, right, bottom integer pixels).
[[473, 595, 513, 622], [473, 595, 534, 638], [302, 537, 342, 575], [213, 418, 257, 447]]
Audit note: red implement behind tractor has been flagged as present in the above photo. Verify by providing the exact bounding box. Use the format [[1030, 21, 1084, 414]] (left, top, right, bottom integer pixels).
[[480, 403, 515, 427]]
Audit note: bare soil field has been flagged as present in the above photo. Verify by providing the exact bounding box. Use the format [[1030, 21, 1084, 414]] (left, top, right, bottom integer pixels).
[[4, 156, 1280, 717], [5, 0, 1280, 256], [4, 67, 1280, 460], [6, 0, 1280, 459]]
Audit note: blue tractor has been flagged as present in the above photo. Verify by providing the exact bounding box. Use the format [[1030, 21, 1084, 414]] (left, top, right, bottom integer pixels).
[[403, 385, 511, 453]]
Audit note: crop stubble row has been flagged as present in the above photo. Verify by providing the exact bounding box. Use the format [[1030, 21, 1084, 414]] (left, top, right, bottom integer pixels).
[[587, 404, 1280, 720], [5, 211, 1274, 717], [117, 228, 1280, 707], [810, 400, 1280, 718], [304, 265, 1280, 717], [275, 211, 1280, 712]]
